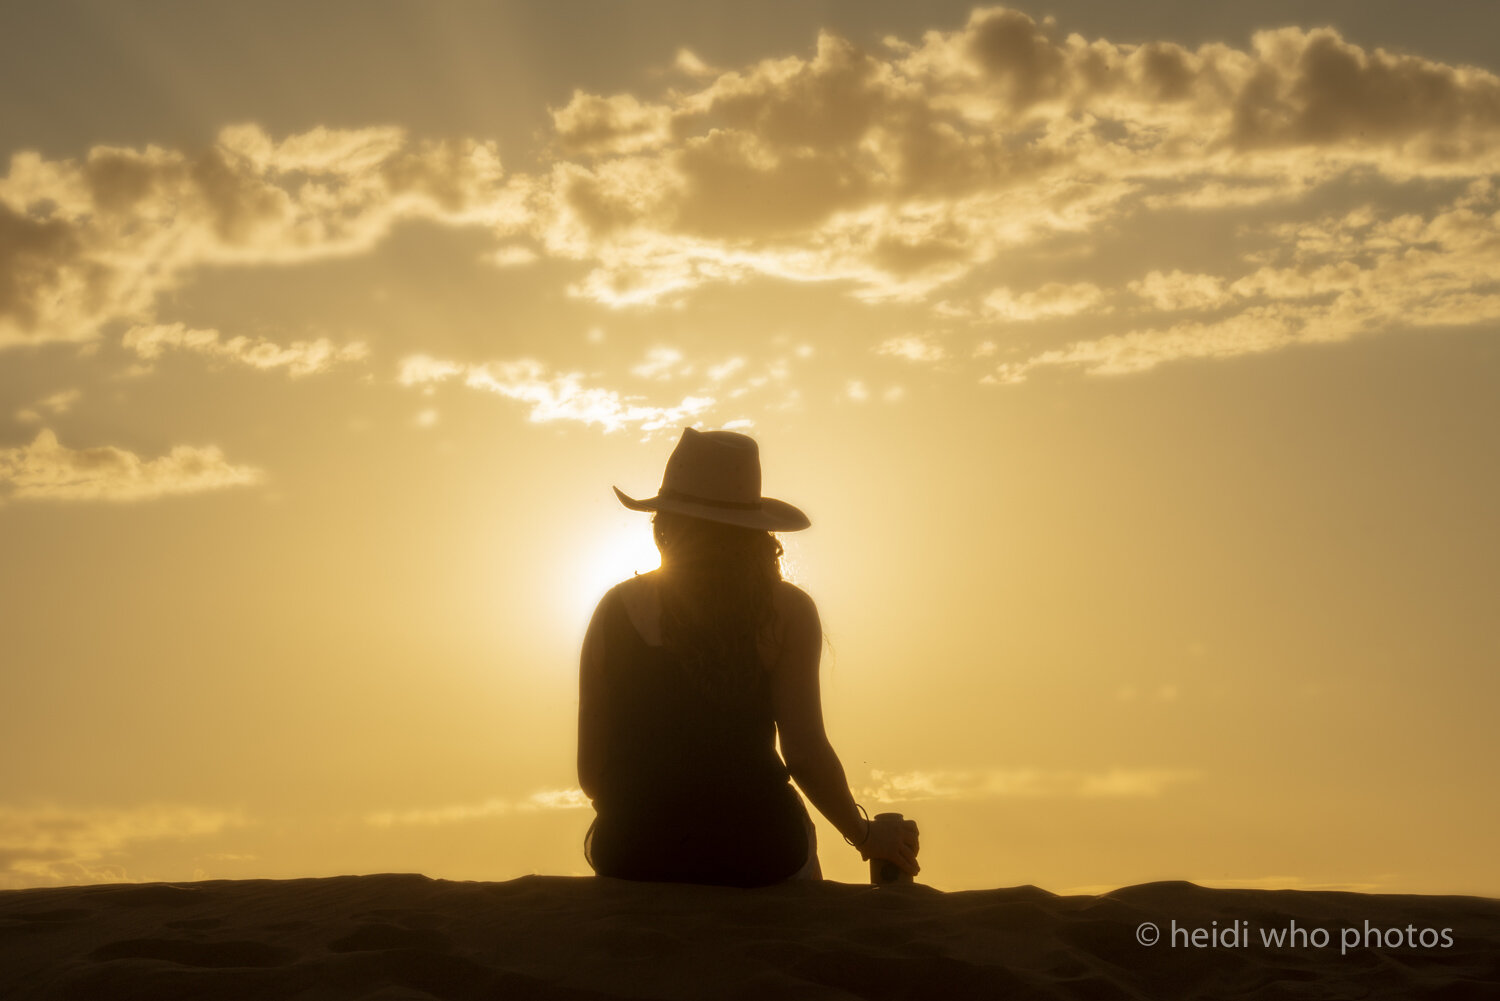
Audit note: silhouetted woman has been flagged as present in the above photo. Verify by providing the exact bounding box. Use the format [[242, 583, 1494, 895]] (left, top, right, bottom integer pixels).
[[578, 428, 920, 887]]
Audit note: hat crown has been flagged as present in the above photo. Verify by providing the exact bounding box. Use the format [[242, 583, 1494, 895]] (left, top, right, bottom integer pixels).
[[660, 428, 761, 505], [612, 427, 809, 532]]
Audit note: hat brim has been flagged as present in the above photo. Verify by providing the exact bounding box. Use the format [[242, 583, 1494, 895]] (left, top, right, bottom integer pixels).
[[613, 486, 810, 532]]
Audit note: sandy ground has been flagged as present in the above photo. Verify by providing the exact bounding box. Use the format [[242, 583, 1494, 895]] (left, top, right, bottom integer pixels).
[[2, 873, 1498, 999]]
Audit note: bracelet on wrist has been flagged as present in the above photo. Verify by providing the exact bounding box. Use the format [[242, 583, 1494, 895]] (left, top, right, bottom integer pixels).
[[842, 803, 871, 847]]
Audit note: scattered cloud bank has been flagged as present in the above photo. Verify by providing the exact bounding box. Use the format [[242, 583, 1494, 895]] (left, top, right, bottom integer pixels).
[[535, 9, 1500, 326], [861, 766, 1199, 803], [0, 429, 261, 503], [536, 9, 1500, 382], [2, 5, 1497, 424], [0, 804, 240, 888], [365, 788, 588, 828]]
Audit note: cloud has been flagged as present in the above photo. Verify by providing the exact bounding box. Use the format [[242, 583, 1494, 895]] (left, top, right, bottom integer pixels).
[[993, 179, 1500, 380], [1227, 27, 1500, 158], [982, 282, 1107, 320], [524, 8, 1500, 315], [14, 387, 80, 424], [123, 323, 367, 377], [397, 353, 714, 433], [877, 334, 947, 363], [0, 804, 240, 888], [0, 124, 526, 348], [552, 91, 674, 156], [630, 346, 691, 380], [398, 354, 467, 386], [365, 788, 588, 828], [989, 309, 1296, 381], [1130, 270, 1233, 312], [0, 429, 262, 503], [673, 49, 717, 79], [527, 788, 590, 811], [466, 360, 713, 432], [860, 766, 1199, 804], [707, 357, 747, 381], [489, 244, 538, 267]]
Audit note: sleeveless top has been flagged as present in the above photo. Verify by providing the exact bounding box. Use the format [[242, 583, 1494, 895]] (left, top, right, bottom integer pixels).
[[585, 585, 809, 887]]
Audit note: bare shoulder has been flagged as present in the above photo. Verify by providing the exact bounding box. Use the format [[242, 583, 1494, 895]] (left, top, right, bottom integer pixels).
[[588, 575, 637, 630], [771, 580, 820, 634], [610, 571, 663, 645], [608, 571, 657, 605], [765, 582, 821, 680]]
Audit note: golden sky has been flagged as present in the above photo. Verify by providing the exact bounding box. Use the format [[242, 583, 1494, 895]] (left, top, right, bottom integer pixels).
[[2, 0, 1497, 895]]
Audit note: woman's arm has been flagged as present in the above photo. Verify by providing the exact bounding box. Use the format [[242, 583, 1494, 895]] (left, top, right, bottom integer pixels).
[[577, 591, 610, 802], [770, 584, 920, 876]]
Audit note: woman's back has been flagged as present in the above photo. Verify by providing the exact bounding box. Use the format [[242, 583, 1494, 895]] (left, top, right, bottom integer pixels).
[[583, 576, 810, 886], [615, 570, 798, 665]]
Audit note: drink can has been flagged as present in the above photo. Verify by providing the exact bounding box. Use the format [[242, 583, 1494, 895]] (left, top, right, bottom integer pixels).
[[869, 812, 914, 885]]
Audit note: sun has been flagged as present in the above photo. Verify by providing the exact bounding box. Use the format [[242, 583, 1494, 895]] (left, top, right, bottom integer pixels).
[[569, 515, 661, 625]]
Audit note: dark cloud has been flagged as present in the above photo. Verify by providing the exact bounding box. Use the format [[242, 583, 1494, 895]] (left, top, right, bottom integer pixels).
[[686, 33, 889, 151], [0, 126, 517, 348], [671, 131, 872, 239], [0, 204, 81, 333], [966, 7, 1069, 109], [1230, 28, 1500, 153]]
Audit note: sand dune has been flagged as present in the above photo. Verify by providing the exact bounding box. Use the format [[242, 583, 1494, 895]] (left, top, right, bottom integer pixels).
[[2, 874, 1497, 999]]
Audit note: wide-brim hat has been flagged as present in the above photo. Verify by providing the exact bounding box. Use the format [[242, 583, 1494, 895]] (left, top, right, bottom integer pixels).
[[613, 427, 811, 532]]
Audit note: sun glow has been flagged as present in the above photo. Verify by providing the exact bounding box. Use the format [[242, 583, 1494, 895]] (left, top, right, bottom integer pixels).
[[570, 515, 662, 627]]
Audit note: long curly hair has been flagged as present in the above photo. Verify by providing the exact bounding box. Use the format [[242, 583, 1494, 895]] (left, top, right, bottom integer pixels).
[[651, 510, 785, 694]]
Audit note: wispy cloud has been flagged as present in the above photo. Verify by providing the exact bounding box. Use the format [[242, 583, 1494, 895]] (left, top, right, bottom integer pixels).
[[14, 388, 81, 424], [992, 180, 1500, 380], [0, 804, 241, 888], [1130, 270, 1233, 313], [0, 429, 261, 504], [860, 766, 1200, 803], [630, 346, 691, 380], [365, 788, 588, 828], [877, 334, 947, 363], [398, 352, 714, 433], [123, 323, 368, 377], [981, 283, 1108, 321]]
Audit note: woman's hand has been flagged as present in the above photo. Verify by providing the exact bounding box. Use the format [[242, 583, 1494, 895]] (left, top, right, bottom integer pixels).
[[858, 815, 921, 876]]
